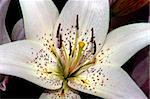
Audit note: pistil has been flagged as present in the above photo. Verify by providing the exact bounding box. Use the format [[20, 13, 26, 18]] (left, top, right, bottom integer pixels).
[[69, 41, 85, 73]]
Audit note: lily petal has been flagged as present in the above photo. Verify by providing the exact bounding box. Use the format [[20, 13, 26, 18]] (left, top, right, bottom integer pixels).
[[11, 19, 25, 41], [0, 40, 63, 90], [68, 65, 147, 99], [53, 0, 109, 54], [19, 0, 59, 44], [96, 23, 150, 67], [0, 0, 11, 44], [39, 89, 81, 99]]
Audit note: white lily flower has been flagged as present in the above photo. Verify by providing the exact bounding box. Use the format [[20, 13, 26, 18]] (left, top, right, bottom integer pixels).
[[0, 0, 149, 98]]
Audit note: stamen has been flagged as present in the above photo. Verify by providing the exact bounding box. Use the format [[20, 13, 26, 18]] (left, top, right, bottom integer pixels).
[[70, 60, 94, 76], [91, 28, 94, 42], [58, 34, 62, 49], [71, 15, 79, 57], [56, 23, 61, 38], [69, 41, 72, 56], [93, 40, 96, 55], [76, 15, 79, 30], [90, 28, 96, 54]]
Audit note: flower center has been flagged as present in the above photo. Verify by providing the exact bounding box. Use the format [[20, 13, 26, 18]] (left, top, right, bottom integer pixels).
[[52, 15, 97, 80]]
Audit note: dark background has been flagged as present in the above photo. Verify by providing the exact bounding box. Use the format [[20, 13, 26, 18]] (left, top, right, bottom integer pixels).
[[1, 0, 149, 98]]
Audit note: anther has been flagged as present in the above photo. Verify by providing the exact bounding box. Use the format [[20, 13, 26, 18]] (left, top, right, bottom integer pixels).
[[56, 23, 61, 38], [76, 15, 79, 30], [58, 34, 62, 49], [69, 41, 72, 56], [93, 40, 96, 55], [91, 28, 94, 42]]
